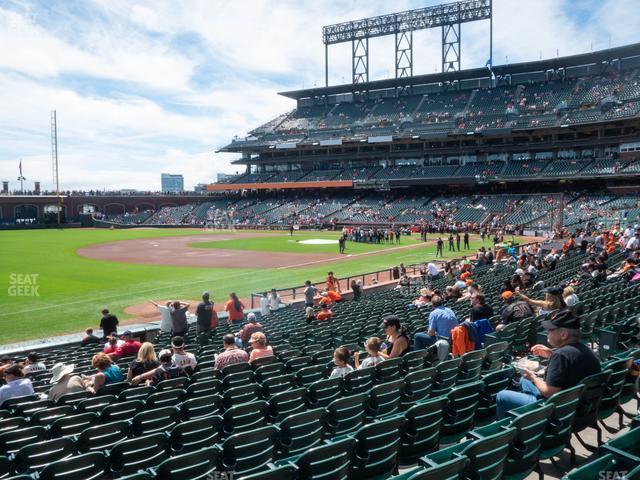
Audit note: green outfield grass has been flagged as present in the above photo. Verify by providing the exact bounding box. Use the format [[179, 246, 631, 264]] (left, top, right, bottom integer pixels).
[[0, 228, 526, 344]]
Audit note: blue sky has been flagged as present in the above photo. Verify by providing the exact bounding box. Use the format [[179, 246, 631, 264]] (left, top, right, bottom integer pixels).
[[0, 0, 638, 191]]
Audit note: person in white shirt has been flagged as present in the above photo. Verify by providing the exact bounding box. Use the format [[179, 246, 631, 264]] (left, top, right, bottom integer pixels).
[[329, 347, 354, 379], [563, 286, 579, 307], [427, 262, 440, 279], [260, 293, 270, 316], [268, 289, 283, 312], [23, 352, 46, 375], [0, 365, 34, 407], [353, 337, 385, 369], [149, 300, 172, 333], [625, 233, 639, 258], [171, 336, 197, 373]]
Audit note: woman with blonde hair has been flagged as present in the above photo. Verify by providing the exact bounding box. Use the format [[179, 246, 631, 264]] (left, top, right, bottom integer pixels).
[[248, 332, 273, 363], [127, 342, 160, 381], [516, 286, 566, 315]]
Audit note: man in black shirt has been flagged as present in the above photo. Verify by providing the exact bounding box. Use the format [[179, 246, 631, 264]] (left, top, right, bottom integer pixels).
[[497, 291, 534, 330], [496, 309, 601, 418], [436, 238, 444, 257], [99, 309, 119, 338], [195, 292, 214, 339], [469, 294, 494, 321], [448, 234, 455, 252], [464, 231, 470, 249]]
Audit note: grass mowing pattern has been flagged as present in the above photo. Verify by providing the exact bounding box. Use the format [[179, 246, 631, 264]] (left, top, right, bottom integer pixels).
[[0, 228, 525, 343]]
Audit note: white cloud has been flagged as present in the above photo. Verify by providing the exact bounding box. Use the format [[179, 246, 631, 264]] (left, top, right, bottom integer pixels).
[[0, 0, 637, 191]]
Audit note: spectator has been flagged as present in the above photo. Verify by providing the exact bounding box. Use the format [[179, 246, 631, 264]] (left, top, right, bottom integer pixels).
[[99, 308, 119, 337], [326, 271, 341, 292], [147, 350, 186, 386], [225, 293, 245, 324], [170, 301, 190, 336], [517, 286, 566, 315], [317, 304, 333, 321], [171, 336, 198, 374], [215, 334, 249, 371], [320, 290, 342, 305], [413, 295, 458, 351], [267, 289, 283, 311], [238, 313, 263, 347], [126, 342, 160, 382], [329, 347, 354, 379], [0, 364, 34, 406], [81, 328, 100, 346], [248, 332, 274, 363], [111, 330, 141, 358], [48, 363, 85, 401], [379, 316, 409, 359], [351, 280, 362, 301], [304, 306, 316, 324], [304, 280, 317, 307], [496, 310, 601, 418], [353, 337, 385, 369], [84, 353, 123, 394], [563, 286, 580, 308], [469, 294, 494, 321], [148, 300, 172, 333], [497, 291, 534, 331], [23, 352, 46, 375], [259, 293, 270, 316], [103, 336, 122, 355], [427, 262, 440, 279], [195, 292, 216, 336], [0, 356, 11, 381]]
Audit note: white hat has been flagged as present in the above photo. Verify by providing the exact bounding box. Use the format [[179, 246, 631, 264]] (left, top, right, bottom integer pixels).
[[50, 363, 75, 384], [515, 268, 524, 275]]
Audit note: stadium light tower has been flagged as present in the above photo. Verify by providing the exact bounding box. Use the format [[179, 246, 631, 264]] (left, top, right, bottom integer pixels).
[[51, 110, 62, 226], [322, 0, 492, 86]]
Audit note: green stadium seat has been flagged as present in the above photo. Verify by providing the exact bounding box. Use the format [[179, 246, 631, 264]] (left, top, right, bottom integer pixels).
[[439, 381, 484, 444], [169, 414, 223, 453], [0, 426, 47, 456], [399, 396, 448, 466], [100, 399, 144, 422], [75, 395, 115, 414], [368, 378, 405, 418], [476, 366, 514, 426], [131, 405, 179, 435], [282, 437, 356, 480], [180, 393, 223, 419], [262, 374, 297, 398], [572, 369, 612, 458], [0, 418, 27, 435], [223, 370, 256, 390], [185, 379, 222, 398], [390, 457, 468, 480], [254, 362, 286, 383], [400, 367, 435, 410], [150, 445, 219, 480], [117, 386, 153, 402], [276, 408, 326, 458], [268, 388, 308, 421], [539, 384, 584, 463], [38, 451, 107, 480], [154, 377, 189, 391], [223, 400, 269, 436], [29, 405, 74, 426], [295, 365, 327, 387], [307, 377, 342, 408], [76, 420, 130, 453], [145, 388, 186, 409], [326, 393, 369, 436], [109, 432, 169, 476], [220, 425, 279, 477], [431, 358, 462, 397], [375, 357, 403, 382], [223, 384, 262, 408], [561, 453, 634, 480], [12, 437, 75, 474], [601, 426, 640, 469], [457, 350, 486, 385]]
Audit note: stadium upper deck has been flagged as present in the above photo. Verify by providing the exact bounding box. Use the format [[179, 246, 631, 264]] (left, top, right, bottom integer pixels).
[[218, 43, 640, 188]]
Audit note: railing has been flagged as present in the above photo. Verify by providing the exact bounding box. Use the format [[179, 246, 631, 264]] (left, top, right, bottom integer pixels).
[[250, 239, 540, 308]]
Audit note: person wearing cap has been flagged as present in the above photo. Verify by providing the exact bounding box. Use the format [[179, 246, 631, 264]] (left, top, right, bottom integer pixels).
[[380, 315, 409, 359], [248, 332, 273, 363], [48, 363, 85, 401], [171, 336, 197, 374], [110, 330, 141, 358], [413, 295, 458, 351], [317, 304, 334, 321], [215, 334, 249, 371], [0, 364, 34, 407], [148, 350, 186, 386], [469, 294, 493, 322], [196, 292, 216, 336], [516, 286, 566, 315], [497, 291, 534, 331], [496, 310, 601, 418], [238, 313, 263, 347]]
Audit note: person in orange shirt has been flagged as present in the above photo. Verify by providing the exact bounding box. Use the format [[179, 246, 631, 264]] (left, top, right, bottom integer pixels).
[[326, 271, 341, 293], [316, 304, 333, 321], [224, 292, 245, 324], [320, 290, 342, 305]]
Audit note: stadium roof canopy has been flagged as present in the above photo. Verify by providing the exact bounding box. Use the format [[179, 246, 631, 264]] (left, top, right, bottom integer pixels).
[[278, 42, 640, 101]]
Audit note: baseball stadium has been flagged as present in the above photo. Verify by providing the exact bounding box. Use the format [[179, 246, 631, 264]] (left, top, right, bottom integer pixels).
[[0, 1, 640, 479]]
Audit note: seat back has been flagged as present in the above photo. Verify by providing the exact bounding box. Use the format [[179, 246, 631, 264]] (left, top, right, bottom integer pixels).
[[505, 402, 554, 476], [268, 388, 308, 422], [13, 437, 75, 474], [476, 366, 515, 424], [394, 458, 468, 480], [598, 359, 629, 419], [100, 399, 144, 422], [440, 381, 484, 444], [254, 362, 285, 383], [295, 365, 328, 387], [223, 371, 256, 391], [109, 432, 169, 476], [400, 396, 449, 465], [186, 379, 223, 398], [180, 393, 223, 420], [75, 395, 115, 414], [457, 350, 486, 385], [277, 408, 326, 457], [153, 445, 219, 480], [169, 415, 223, 453], [540, 384, 584, 459], [326, 393, 368, 436], [223, 400, 269, 436], [461, 427, 517, 480], [294, 437, 356, 480], [0, 426, 47, 455], [307, 377, 342, 408], [350, 415, 407, 479], [220, 425, 278, 477], [343, 367, 375, 395], [573, 369, 612, 433], [38, 451, 107, 480], [29, 405, 74, 426], [368, 379, 405, 418], [76, 420, 130, 453], [118, 386, 153, 402], [400, 367, 435, 410], [376, 357, 403, 382], [402, 350, 431, 373], [131, 406, 179, 435], [145, 389, 186, 409], [262, 374, 297, 398], [223, 384, 262, 408], [431, 358, 462, 397]]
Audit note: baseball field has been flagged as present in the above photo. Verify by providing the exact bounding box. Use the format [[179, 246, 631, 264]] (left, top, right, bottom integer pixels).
[[1, 228, 531, 343]]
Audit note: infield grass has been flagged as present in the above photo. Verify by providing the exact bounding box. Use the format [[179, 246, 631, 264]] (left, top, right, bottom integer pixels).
[[0, 228, 525, 343]]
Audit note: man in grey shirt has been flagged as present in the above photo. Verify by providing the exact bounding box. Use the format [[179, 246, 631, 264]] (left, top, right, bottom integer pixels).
[[303, 280, 317, 308], [169, 301, 190, 336]]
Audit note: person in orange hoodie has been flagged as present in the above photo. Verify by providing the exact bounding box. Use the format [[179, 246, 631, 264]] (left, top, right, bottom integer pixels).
[[320, 290, 342, 305], [316, 304, 333, 321]]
